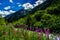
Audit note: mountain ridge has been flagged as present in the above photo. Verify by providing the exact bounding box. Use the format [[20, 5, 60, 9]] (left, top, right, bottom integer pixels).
[[5, 0, 53, 22]]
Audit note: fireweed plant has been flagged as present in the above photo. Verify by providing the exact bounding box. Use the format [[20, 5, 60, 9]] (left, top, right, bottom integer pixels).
[[0, 24, 60, 40]]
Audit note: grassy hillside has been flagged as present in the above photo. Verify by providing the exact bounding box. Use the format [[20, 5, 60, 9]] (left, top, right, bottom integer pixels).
[[0, 0, 60, 40], [0, 0, 60, 33], [11, 0, 60, 33]]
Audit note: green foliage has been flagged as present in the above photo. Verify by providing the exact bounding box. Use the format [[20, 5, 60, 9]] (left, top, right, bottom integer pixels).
[[34, 22, 43, 28], [18, 5, 60, 33], [25, 13, 36, 27], [34, 11, 44, 21], [0, 25, 60, 40], [0, 15, 6, 25], [12, 5, 60, 33], [25, 13, 31, 27], [0, 0, 60, 39], [0, 0, 60, 33], [47, 6, 60, 15]]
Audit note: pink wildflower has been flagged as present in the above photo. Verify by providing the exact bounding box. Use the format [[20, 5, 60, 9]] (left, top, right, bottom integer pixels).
[[5, 32, 8, 36], [44, 28, 50, 39]]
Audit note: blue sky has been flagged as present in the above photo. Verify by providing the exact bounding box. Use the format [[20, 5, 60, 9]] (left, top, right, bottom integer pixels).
[[0, 0, 37, 11], [0, 0, 46, 17]]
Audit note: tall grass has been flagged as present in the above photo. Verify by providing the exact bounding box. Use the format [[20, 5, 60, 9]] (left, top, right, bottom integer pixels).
[[0, 25, 60, 40]]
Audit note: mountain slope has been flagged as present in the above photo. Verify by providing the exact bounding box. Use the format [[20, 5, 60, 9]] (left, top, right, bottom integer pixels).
[[5, 0, 53, 22], [11, 0, 60, 33]]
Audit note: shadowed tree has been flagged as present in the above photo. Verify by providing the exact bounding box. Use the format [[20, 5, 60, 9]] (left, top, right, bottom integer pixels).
[[25, 13, 31, 27]]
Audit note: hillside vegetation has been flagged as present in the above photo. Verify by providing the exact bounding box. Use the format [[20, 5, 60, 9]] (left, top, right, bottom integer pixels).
[[11, 0, 60, 33], [0, 0, 60, 33], [0, 0, 60, 40]]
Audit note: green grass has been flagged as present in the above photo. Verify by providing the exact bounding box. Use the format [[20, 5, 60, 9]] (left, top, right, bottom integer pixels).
[[0, 25, 60, 40]]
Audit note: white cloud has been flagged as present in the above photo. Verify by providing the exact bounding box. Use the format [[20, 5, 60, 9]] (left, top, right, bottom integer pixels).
[[0, 0, 46, 17], [23, 3, 34, 9], [0, 10, 16, 17], [34, 0, 46, 7], [4, 6, 11, 10], [9, 10, 16, 13], [9, 0, 13, 3], [18, 4, 21, 7], [17, 2, 21, 7], [22, 0, 46, 9]]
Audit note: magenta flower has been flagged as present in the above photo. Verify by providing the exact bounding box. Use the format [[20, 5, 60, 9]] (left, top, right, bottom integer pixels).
[[36, 27, 39, 32], [29, 27, 34, 31], [37, 28, 43, 39], [44, 28, 50, 37], [36, 27, 43, 33], [5, 32, 8, 36], [30, 27, 32, 30], [39, 28, 43, 32]]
